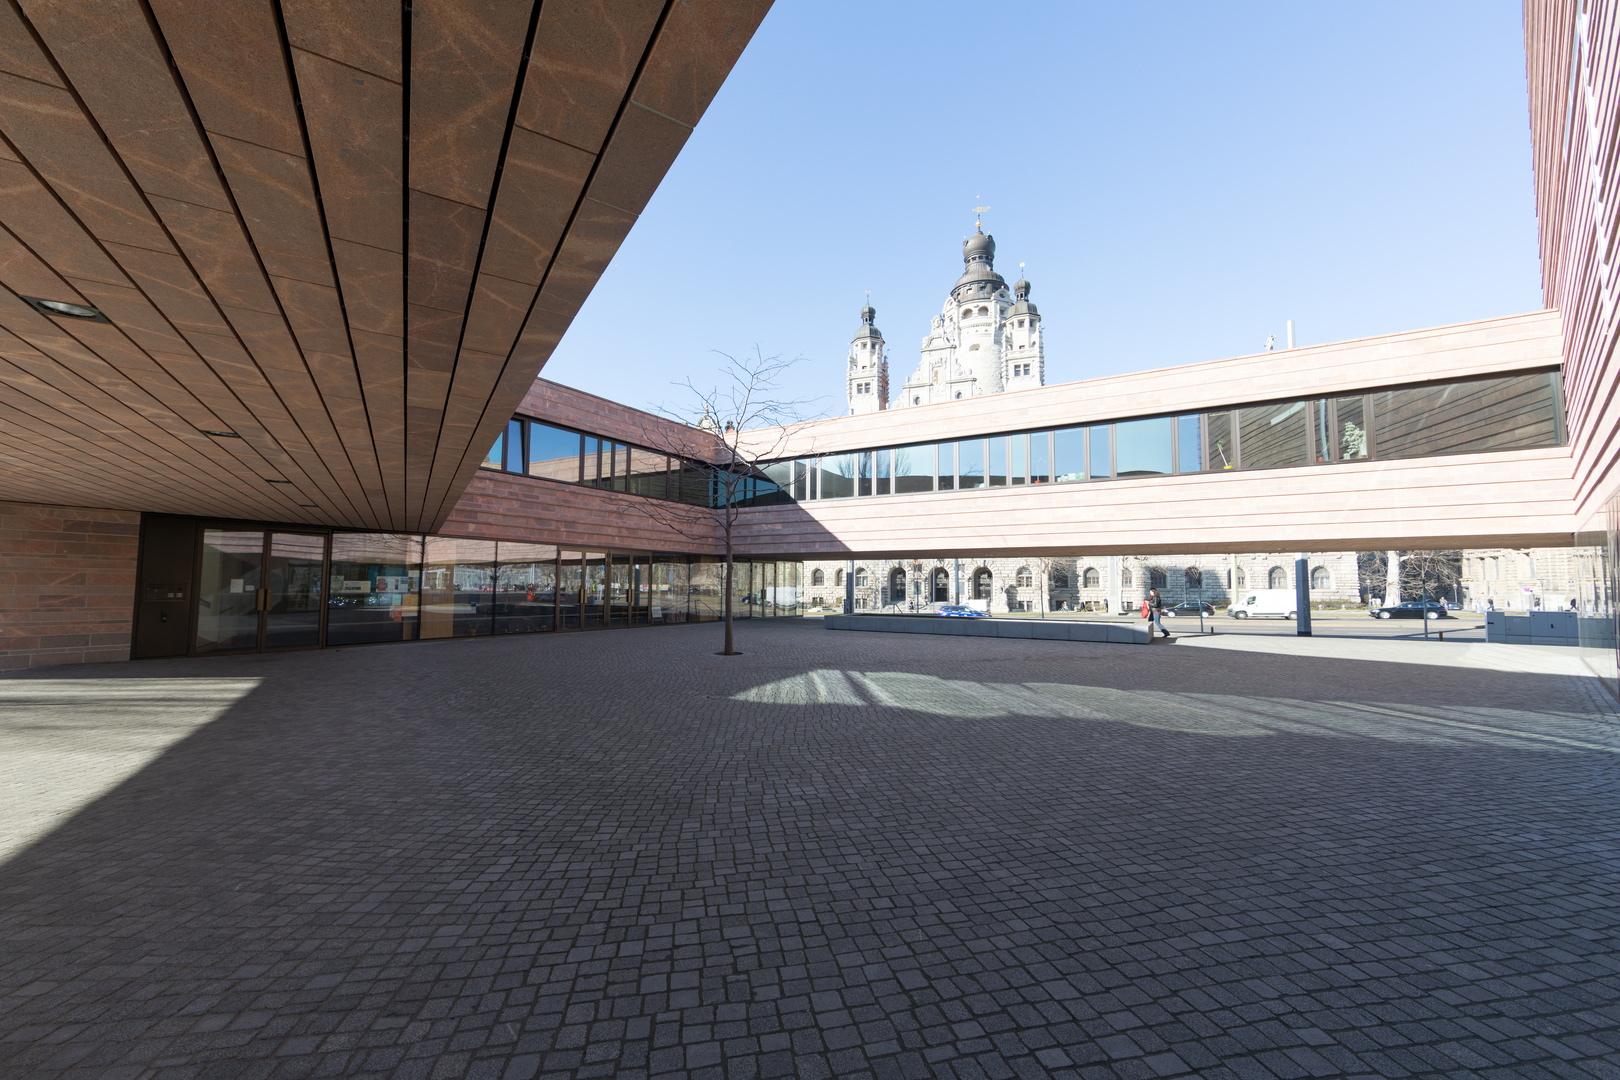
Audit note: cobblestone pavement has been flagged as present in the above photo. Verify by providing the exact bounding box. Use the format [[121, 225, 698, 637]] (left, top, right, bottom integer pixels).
[[2, 621, 1618, 1080]]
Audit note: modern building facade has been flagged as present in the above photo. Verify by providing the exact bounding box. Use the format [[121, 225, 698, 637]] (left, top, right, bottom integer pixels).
[[5, 3, 1620, 690]]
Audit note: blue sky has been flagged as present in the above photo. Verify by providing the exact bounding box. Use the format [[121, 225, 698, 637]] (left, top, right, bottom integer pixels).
[[540, 1, 1542, 420]]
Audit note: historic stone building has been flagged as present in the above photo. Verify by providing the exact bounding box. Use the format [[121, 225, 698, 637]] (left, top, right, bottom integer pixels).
[[803, 552, 1364, 614], [1458, 546, 1603, 611]]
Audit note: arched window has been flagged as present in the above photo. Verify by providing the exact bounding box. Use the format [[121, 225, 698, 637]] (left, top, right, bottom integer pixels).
[[1311, 566, 1331, 589], [834, 569, 844, 587], [811, 569, 825, 587], [978, 306, 989, 316], [1184, 567, 1203, 588], [1016, 567, 1033, 588], [1083, 568, 1100, 588], [1052, 571, 1069, 588], [932, 568, 950, 602], [1121, 569, 1133, 587], [973, 567, 992, 599], [1269, 566, 1288, 589], [955, 392, 962, 399], [1236, 568, 1246, 589], [855, 567, 868, 588], [1149, 568, 1167, 589], [888, 568, 906, 601]]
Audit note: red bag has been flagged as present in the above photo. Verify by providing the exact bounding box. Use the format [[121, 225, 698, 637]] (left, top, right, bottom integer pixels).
[[1141, 600, 1150, 618]]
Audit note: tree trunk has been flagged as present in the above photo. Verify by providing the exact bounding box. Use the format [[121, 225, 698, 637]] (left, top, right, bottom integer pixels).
[[722, 532, 736, 655]]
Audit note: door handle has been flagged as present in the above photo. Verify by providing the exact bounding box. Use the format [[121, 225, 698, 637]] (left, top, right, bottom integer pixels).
[[257, 587, 270, 612]]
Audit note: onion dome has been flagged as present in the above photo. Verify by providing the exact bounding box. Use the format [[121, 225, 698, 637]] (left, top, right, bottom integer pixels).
[[953, 225, 1006, 296], [854, 302, 883, 341], [1012, 274, 1037, 316]]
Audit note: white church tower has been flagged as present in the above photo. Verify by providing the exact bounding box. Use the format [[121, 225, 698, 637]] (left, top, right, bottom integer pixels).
[[846, 301, 888, 415], [898, 219, 1042, 407]]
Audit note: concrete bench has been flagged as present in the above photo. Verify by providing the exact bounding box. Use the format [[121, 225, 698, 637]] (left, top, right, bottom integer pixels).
[[823, 614, 1151, 645]]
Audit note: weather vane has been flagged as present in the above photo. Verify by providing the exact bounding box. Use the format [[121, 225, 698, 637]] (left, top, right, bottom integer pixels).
[[973, 197, 990, 229]]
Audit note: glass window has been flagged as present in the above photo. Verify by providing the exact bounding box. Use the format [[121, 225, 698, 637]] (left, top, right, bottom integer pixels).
[[558, 551, 583, 629], [327, 532, 422, 645], [689, 557, 722, 621], [420, 537, 496, 638], [503, 418, 524, 472], [937, 441, 956, 490], [582, 436, 601, 487], [1239, 401, 1307, 469], [957, 439, 984, 489], [1086, 425, 1111, 479], [494, 542, 557, 634], [1115, 417, 1171, 477], [1207, 411, 1235, 470], [1030, 431, 1051, 483], [894, 444, 934, 494], [1309, 399, 1332, 464], [628, 451, 670, 499], [1053, 427, 1084, 482], [1175, 414, 1202, 473], [875, 448, 892, 495], [792, 459, 810, 501], [1010, 432, 1027, 484], [1372, 374, 1560, 459], [650, 555, 687, 624], [604, 442, 629, 491], [1335, 396, 1368, 459], [819, 454, 855, 498], [775, 561, 800, 615], [527, 422, 581, 482], [676, 462, 711, 506], [482, 430, 502, 469], [762, 460, 792, 499], [988, 437, 1007, 486], [858, 451, 873, 496], [582, 552, 607, 628], [195, 529, 265, 654], [609, 554, 631, 626]]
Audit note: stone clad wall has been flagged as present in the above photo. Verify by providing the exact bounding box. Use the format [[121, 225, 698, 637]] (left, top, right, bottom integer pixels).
[[0, 501, 139, 672]]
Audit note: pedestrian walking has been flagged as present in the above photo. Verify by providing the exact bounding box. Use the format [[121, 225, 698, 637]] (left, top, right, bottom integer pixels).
[[1147, 587, 1169, 639]]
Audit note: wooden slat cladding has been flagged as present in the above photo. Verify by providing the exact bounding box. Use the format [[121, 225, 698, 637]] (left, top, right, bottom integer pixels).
[[0, 0, 772, 530], [1525, 0, 1620, 527]]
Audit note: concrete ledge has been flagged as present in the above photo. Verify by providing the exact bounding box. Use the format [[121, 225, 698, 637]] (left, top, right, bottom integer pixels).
[[823, 614, 1151, 645]]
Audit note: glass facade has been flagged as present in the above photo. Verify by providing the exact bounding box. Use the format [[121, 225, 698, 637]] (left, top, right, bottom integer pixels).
[[765, 370, 1563, 500]]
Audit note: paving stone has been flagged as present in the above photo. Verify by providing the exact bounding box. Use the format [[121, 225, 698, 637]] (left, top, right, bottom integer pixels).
[[1, 623, 1618, 1079]]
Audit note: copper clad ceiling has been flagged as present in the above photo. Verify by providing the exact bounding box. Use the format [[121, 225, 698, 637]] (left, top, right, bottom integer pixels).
[[0, 0, 769, 531]]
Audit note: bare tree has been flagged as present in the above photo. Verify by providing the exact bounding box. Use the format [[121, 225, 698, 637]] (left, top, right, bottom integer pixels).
[[1401, 550, 1463, 604], [632, 348, 815, 656]]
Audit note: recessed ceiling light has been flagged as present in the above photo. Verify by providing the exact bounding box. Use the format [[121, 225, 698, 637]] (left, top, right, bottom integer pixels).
[[266, 478, 292, 484], [298, 504, 319, 508], [199, 429, 240, 438], [20, 295, 110, 323]]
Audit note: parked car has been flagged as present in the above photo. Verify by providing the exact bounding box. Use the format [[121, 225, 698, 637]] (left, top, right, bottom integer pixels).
[[936, 604, 990, 618], [1370, 601, 1451, 620], [1163, 601, 1215, 617]]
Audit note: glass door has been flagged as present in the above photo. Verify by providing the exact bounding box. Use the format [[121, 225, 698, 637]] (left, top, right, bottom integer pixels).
[[196, 528, 326, 653], [609, 554, 630, 626], [583, 553, 607, 628], [559, 552, 583, 630], [265, 533, 325, 648], [631, 555, 651, 625]]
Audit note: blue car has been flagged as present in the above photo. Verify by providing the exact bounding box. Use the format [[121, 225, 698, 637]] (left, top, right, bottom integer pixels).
[[937, 604, 990, 618]]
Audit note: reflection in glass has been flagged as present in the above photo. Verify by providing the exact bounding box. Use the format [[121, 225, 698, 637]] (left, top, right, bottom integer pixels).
[[527, 422, 581, 481], [1053, 427, 1084, 482], [820, 454, 855, 498], [196, 529, 264, 654], [558, 552, 583, 629], [606, 444, 629, 491], [689, 557, 722, 621], [504, 418, 524, 473], [894, 444, 934, 493], [1010, 433, 1027, 484], [627, 453, 669, 498], [1239, 402, 1307, 469], [1115, 417, 1171, 477], [421, 537, 496, 638], [610, 555, 630, 626], [265, 533, 324, 649], [651, 556, 687, 623], [875, 448, 892, 495], [482, 430, 502, 469], [1175, 414, 1202, 473], [775, 561, 800, 615], [582, 436, 600, 486], [858, 452, 872, 496], [1310, 399, 1332, 464], [957, 439, 984, 489], [494, 542, 556, 633], [1087, 425, 1112, 478], [1335, 396, 1368, 459], [792, 460, 809, 501], [583, 553, 607, 628], [327, 533, 421, 644], [631, 555, 651, 626], [1030, 432, 1050, 483], [988, 437, 1007, 486], [937, 441, 956, 490], [1372, 374, 1560, 459], [1207, 411, 1235, 470]]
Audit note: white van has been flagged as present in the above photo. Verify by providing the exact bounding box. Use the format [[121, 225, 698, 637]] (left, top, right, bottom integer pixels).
[[1228, 589, 1297, 619]]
